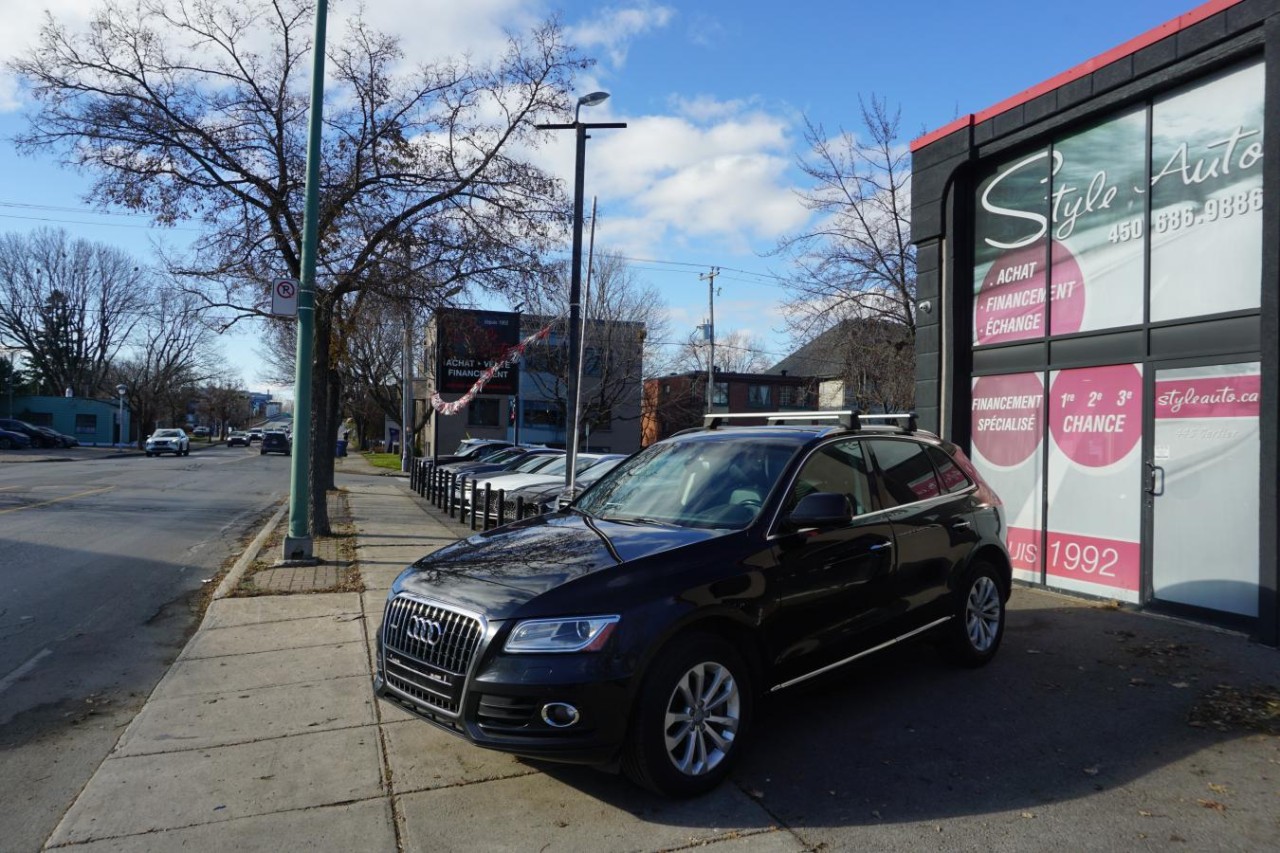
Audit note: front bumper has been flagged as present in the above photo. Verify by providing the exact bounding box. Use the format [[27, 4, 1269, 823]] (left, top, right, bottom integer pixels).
[[373, 594, 633, 765]]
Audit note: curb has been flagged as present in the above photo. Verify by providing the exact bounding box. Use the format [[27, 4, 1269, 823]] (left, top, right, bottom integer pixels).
[[213, 502, 289, 600]]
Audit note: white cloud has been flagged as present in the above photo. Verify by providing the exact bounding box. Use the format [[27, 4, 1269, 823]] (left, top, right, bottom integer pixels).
[[566, 2, 675, 69], [578, 104, 808, 258]]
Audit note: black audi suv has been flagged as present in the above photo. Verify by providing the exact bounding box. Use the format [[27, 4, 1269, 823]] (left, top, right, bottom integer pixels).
[[375, 413, 1011, 797]]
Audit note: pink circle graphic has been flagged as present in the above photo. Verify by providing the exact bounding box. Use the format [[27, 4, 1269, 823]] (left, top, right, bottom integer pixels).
[[975, 241, 1085, 344], [1048, 364, 1142, 468], [971, 373, 1044, 467]]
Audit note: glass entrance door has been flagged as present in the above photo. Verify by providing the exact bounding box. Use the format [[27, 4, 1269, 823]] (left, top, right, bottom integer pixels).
[[1148, 362, 1260, 617]]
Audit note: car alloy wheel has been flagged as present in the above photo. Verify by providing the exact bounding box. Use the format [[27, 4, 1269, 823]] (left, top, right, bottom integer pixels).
[[623, 633, 753, 797], [965, 575, 1002, 653], [663, 660, 741, 777], [939, 561, 1006, 667]]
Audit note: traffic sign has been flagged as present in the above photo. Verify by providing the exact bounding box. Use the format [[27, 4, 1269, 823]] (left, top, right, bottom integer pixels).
[[271, 278, 298, 317]]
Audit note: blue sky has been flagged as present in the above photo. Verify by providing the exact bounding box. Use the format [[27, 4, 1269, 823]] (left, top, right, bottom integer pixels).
[[0, 0, 1199, 391]]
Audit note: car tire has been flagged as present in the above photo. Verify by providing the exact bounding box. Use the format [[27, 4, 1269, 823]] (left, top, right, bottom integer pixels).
[[146, 451, 153, 457], [0, 437, 11, 449], [622, 633, 753, 798], [260, 449, 266, 455], [938, 560, 1006, 668]]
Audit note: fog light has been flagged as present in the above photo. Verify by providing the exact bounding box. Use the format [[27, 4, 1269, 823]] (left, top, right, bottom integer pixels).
[[540, 702, 581, 728]]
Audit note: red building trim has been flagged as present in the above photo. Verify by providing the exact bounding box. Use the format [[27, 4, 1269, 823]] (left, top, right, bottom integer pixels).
[[910, 0, 1243, 152]]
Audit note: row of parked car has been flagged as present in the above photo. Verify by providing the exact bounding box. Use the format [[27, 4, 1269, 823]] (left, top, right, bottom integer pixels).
[[430, 440, 627, 520], [0, 417, 80, 450]]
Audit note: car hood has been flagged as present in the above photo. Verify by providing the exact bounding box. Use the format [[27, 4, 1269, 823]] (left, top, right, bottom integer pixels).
[[394, 513, 724, 617]]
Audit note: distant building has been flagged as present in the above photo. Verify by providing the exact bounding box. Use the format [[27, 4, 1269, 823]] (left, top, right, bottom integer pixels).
[[8, 395, 131, 446], [420, 309, 644, 458], [641, 371, 814, 446]]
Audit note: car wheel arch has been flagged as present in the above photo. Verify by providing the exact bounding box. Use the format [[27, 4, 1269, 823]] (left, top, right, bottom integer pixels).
[[959, 544, 1013, 599], [626, 612, 768, 710]]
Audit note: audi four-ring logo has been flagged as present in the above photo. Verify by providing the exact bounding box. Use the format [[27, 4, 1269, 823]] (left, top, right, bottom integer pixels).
[[406, 615, 443, 645]]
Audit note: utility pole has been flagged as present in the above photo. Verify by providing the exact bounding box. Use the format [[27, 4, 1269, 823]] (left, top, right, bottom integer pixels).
[[700, 267, 719, 414]]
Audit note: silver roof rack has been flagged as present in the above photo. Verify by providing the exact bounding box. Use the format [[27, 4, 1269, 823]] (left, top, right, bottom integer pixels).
[[702, 410, 917, 433]]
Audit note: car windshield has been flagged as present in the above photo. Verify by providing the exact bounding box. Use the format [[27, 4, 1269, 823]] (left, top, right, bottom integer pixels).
[[482, 447, 525, 465], [576, 439, 796, 530], [154, 429, 184, 438], [512, 453, 560, 473], [578, 456, 625, 483]]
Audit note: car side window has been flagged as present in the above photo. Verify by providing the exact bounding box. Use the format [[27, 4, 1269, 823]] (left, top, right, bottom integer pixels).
[[869, 440, 944, 507], [787, 440, 874, 517], [927, 446, 973, 494]]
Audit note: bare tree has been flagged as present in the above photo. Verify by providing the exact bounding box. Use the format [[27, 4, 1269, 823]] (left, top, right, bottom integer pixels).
[[517, 251, 667, 439], [774, 96, 916, 397], [0, 228, 148, 397], [672, 328, 772, 375], [112, 290, 219, 444], [12, 1, 584, 532], [199, 374, 252, 436]]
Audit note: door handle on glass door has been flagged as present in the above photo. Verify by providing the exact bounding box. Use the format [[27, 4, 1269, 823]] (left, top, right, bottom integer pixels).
[[1146, 461, 1166, 496]]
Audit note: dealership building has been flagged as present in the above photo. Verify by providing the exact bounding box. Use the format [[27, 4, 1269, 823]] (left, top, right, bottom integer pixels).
[[910, 0, 1276, 644]]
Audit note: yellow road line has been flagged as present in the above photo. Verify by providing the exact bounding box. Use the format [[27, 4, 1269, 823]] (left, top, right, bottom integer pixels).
[[0, 485, 115, 514]]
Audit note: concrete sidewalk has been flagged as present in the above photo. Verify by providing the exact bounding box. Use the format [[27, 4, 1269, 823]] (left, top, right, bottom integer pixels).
[[40, 455, 1279, 852]]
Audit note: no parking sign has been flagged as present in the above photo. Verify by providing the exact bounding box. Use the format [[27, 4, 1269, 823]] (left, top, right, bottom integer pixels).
[[271, 278, 298, 317]]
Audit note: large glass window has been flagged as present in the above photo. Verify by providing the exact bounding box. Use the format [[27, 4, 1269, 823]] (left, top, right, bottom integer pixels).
[[1045, 364, 1144, 602], [972, 58, 1264, 341], [973, 148, 1049, 345], [467, 398, 500, 426], [75, 414, 97, 435], [1050, 108, 1147, 333], [1150, 61, 1263, 321], [970, 372, 1045, 582]]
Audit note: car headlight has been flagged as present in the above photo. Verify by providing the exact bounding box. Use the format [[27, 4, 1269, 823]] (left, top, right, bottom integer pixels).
[[504, 615, 619, 653]]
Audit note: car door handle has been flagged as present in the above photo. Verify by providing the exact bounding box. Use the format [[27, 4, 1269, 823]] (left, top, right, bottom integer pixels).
[[951, 520, 972, 530], [869, 541, 893, 552]]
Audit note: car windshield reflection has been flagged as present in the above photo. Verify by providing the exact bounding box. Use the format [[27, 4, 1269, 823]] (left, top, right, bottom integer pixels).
[[577, 439, 795, 531]]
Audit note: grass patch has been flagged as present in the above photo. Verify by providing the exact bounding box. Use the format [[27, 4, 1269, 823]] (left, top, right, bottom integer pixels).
[[363, 451, 402, 471]]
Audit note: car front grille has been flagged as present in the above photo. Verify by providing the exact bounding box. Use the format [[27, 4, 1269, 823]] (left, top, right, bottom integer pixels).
[[380, 595, 484, 717]]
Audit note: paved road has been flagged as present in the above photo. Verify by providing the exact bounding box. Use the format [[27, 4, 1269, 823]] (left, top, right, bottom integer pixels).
[[0, 445, 289, 852]]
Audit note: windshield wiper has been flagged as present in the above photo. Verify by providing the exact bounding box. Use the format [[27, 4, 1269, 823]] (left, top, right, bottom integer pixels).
[[604, 515, 674, 527]]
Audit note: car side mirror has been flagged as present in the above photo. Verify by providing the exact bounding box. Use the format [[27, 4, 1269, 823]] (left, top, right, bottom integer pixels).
[[786, 492, 852, 530]]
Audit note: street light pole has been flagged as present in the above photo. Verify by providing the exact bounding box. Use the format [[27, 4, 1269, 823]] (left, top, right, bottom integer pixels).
[[283, 0, 329, 562], [116, 383, 127, 449], [537, 92, 625, 488], [512, 302, 524, 446]]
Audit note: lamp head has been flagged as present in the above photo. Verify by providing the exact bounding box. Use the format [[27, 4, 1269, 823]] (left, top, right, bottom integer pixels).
[[574, 91, 610, 123]]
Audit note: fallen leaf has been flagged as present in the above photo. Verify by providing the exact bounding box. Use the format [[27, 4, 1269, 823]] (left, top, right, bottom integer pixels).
[[1208, 783, 1229, 794], [747, 789, 764, 799], [1083, 765, 1101, 776], [1171, 682, 1190, 689], [1197, 799, 1227, 812], [1020, 812, 1035, 819]]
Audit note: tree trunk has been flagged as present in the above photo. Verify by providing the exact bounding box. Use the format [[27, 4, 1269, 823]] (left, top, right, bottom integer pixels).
[[309, 303, 333, 535]]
